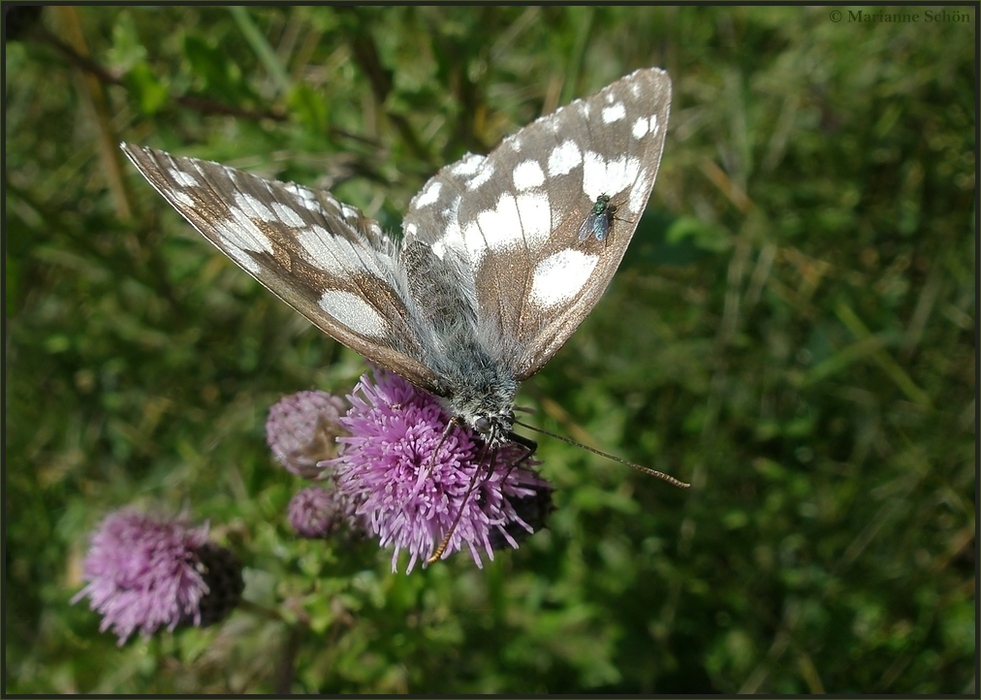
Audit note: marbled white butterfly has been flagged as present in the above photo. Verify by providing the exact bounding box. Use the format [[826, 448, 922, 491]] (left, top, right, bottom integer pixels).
[[122, 67, 672, 471]]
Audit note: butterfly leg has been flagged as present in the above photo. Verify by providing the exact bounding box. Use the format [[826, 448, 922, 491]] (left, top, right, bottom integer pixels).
[[425, 431, 538, 565], [496, 430, 538, 487], [406, 417, 463, 503], [425, 442, 490, 565]]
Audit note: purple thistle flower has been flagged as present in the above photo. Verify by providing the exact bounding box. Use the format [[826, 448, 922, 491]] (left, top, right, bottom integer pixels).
[[287, 486, 356, 538], [329, 369, 551, 573], [266, 390, 348, 478], [71, 509, 243, 645]]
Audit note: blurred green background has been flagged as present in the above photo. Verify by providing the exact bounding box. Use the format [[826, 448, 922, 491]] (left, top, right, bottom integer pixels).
[[5, 5, 975, 694]]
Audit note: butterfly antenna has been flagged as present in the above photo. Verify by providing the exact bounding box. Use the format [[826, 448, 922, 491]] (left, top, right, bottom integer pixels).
[[513, 418, 690, 488]]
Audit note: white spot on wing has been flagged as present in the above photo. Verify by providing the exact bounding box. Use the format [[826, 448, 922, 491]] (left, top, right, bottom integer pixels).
[[627, 170, 654, 215], [415, 180, 442, 207], [530, 250, 599, 309], [218, 196, 276, 265], [272, 201, 306, 227], [214, 206, 275, 275], [466, 164, 496, 191], [431, 238, 447, 259], [514, 192, 552, 247], [319, 289, 388, 338], [632, 116, 650, 139], [234, 192, 276, 223], [447, 153, 484, 178], [284, 183, 325, 217], [462, 222, 485, 267], [474, 193, 523, 252], [547, 140, 582, 177], [581, 152, 640, 200], [170, 169, 199, 187], [512, 160, 546, 190], [436, 221, 463, 261], [171, 190, 194, 207], [602, 102, 626, 123], [297, 225, 336, 266], [436, 197, 466, 261], [223, 245, 261, 274], [298, 224, 381, 274]]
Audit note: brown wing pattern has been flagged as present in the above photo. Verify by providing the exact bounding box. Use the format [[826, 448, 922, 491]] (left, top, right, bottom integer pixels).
[[121, 144, 441, 393]]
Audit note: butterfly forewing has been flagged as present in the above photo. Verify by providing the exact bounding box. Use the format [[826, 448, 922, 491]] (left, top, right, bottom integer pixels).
[[121, 144, 441, 393], [402, 68, 671, 380]]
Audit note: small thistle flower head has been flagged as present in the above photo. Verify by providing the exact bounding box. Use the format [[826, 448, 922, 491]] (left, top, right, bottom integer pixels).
[[71, 509, 243, 645], [287, 485, 356, 538], [329, 369, 552, 573], [266, 390, 348, 478]]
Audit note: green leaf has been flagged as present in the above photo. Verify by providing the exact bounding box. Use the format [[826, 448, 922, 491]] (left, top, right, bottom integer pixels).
[[665, 215, 731, 253], [288, 84, 329, 134], [124, 63, 168, 115]]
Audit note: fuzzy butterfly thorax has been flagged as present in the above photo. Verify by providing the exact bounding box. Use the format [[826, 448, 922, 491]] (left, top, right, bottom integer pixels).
[[399, 238, 520, 444], [121, 66, 672, 457]]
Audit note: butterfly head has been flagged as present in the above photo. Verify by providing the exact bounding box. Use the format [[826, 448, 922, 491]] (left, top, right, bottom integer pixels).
[[450, 390, 516, 448], [468, 411, 515, 448], [440, 365, 520, 448]]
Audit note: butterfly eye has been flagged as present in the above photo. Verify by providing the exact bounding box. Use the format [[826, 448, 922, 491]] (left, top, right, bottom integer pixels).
[[473, 417, 492, 435]]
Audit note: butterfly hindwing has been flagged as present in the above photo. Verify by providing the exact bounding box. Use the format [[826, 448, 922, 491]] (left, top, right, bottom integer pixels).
[[121, 144, 441, 393], [403, 68, 671, 381]]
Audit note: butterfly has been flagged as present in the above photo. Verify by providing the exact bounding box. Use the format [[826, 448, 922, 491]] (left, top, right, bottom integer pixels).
[[121, 67, 671, 461]]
